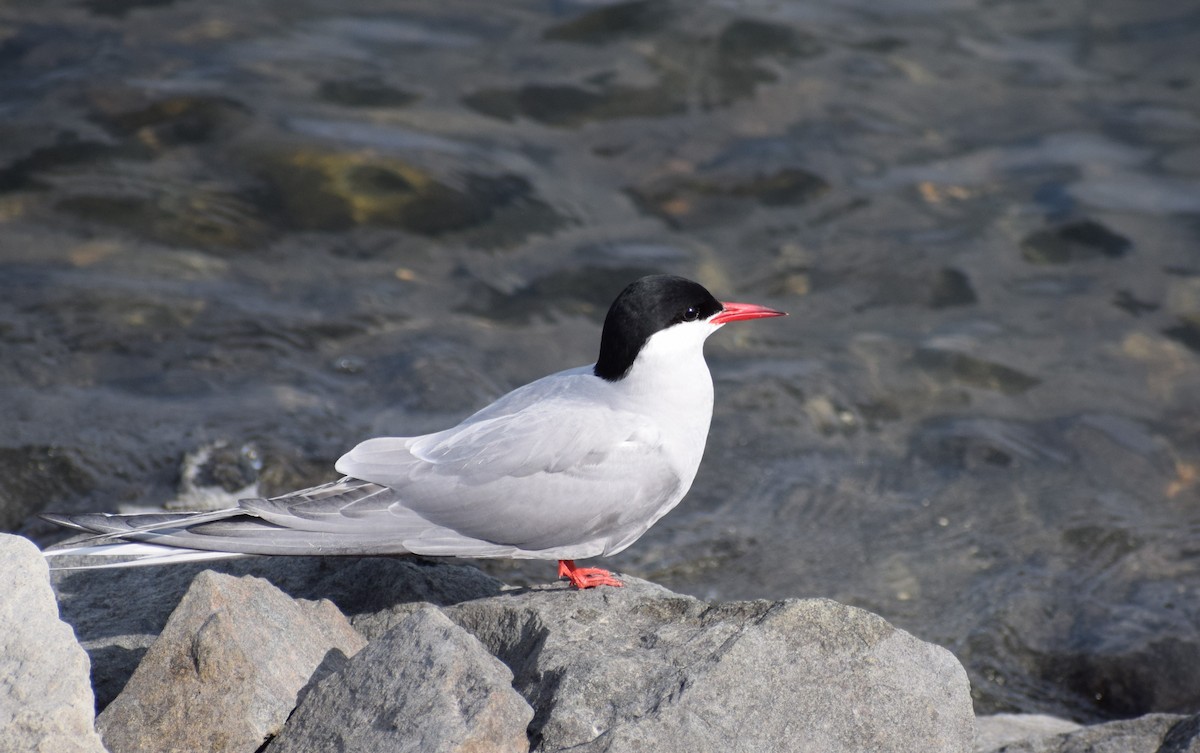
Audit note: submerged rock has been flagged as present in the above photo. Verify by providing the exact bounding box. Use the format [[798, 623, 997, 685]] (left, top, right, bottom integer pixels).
[[1019, 220, 1132, 265], [0, 445, 96, 532], [627, 167, 830, 228], [463, 83, 686, 128], [258, 148, 548, 236], [913, 348, 1041, 395], [542, 0, 671, 45]]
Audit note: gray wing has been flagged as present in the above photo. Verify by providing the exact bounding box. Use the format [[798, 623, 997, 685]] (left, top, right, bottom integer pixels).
[[333, 373, 685, 557]]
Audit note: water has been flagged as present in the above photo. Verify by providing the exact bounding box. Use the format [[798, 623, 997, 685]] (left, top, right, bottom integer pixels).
[[4, 0, 1199, 723]]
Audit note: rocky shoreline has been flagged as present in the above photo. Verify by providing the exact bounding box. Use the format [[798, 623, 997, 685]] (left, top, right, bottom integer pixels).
[[3, 533, 1196, 753]]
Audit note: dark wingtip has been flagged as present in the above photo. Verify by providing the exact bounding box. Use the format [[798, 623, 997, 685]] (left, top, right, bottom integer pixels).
[[40, 512, 90, 532]]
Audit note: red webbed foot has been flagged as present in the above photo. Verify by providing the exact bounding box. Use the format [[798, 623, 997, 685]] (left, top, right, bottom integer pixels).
[[557, 559, 624, 589]]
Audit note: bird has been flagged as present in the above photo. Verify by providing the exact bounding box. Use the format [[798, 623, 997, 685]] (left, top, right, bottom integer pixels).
[[42, 274, 786, 589]]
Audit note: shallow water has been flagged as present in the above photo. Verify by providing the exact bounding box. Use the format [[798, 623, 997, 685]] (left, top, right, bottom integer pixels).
[[3, 0, 1199, 723]]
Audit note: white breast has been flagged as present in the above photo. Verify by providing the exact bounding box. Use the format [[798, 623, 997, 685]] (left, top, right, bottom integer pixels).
[[606, 319, 719, 494]]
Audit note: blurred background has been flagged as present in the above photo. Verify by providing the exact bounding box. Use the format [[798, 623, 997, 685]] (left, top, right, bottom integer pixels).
[[2, 0, 1198, 724]]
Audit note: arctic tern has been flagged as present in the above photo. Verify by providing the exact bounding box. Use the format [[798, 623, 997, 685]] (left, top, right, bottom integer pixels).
[[43, 275, 786, 588]]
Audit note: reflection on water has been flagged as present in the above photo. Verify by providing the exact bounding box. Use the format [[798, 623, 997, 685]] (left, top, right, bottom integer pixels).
[[2, 0, 1199, 724]]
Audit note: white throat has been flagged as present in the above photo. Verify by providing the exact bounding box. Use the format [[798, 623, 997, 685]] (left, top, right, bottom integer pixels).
[[613, 320, 721, 478], [622, 320, 719, 390]]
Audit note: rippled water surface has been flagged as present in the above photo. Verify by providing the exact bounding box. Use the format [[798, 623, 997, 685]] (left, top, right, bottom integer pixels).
[[4, 0, 1199, 723]]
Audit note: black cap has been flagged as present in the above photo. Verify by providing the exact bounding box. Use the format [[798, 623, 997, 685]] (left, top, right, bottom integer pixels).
[[594, 275, 723, 382]]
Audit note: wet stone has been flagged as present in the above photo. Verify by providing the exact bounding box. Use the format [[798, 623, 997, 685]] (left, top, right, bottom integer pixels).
[[0, 139, 124, 194], [851, 35, 908, 53], [168, 440, 263, 512], [628, 167, 830, 228], [186, 442, 261, 493], [708, 18, 826, 105], [0, 445, 95, 531], [463, 82, 686, 128], [1020, 220, 1133, 264], [0, 21, 118, 86], [929, 268, 978, 308], [1009, 275, 1093, 297], [914, 432, 1018, 472], [316, 78, 419, 108], [259, 149, 555, 237], [1040, 639, 1200, 720], [468, 15, 823, 126], [1162, 320, 1200, 354], [83, 0, 175, 18], [87, 92, 251, 148], [1112, 289, 1159, 316], [1166, 275, 1200, 319], [728, 167, 832, 206], [914, 348, 1041, 395], [457, 265, 659, 324], [717, 17, 825, 62], [908, 417, 1063, 473], [56, 187, 273, 251], [542, 0, 671, 45]]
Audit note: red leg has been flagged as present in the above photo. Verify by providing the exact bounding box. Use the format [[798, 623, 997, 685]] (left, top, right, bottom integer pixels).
[[557, 559, 624, 589]]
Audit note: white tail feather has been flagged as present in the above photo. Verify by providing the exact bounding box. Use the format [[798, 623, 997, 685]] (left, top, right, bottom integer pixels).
[[44, 541, 248, 569]]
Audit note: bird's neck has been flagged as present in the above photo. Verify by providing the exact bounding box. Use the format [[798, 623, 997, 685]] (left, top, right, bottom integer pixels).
[[619, 343, 714, 406], [612, 330, 716, 477]]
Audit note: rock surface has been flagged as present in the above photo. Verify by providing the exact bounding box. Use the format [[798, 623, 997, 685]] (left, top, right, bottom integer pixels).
[[95, 570, 366, 753], [50, 553, 503, 710], [52, 555, 976, 752], [433, 579, 977, 753], [976, 712, 1200, 753], [974, 714, 1083, 751], [35, 552, 1200, 753], [1161, 714, 1200, 753], [0, 534, 107, 753], [266, 606, 532, 753]]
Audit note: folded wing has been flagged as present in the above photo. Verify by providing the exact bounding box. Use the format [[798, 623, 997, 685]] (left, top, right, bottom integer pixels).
[[335, 375, 683, 556]]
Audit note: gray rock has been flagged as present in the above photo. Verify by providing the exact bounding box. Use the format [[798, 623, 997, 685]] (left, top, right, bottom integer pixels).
[[50, 555, 977, 753], [413, 577, 977, 753], [50, 554, 503, 710], [975, 714, 1083, 751], [267, 605, 533, 753], [95, 570, 366, 753], [978, 713, 1196, 753], [1161, 714, 1200, 753], [0, 534, 107, 753]]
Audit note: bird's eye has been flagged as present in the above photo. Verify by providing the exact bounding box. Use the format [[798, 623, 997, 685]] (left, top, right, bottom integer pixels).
[[682, 307, 700, 322]]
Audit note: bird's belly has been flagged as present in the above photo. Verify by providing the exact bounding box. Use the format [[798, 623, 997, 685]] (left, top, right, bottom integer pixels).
[[413, 462, 686, 561]]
